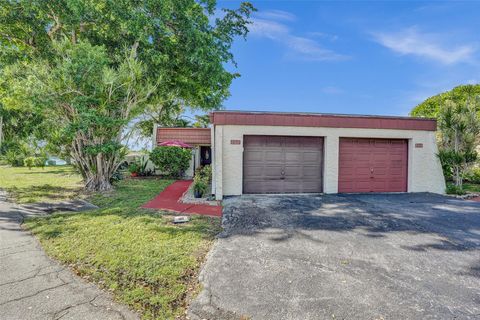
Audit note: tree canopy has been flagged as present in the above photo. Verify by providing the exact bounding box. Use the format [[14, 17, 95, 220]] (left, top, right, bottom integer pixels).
[[0, 0, 254, 190], [410, 84, 480, 118]]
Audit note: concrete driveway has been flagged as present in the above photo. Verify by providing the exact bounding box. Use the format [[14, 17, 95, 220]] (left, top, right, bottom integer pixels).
[[0, 195, 138, 320], [189, 193, 480, 320]]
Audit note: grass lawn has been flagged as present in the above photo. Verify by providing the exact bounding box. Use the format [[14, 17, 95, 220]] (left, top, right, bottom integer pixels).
[[0, 165, 83, 203], [22, 177, 221, 319], [463, 183, 480, 193]]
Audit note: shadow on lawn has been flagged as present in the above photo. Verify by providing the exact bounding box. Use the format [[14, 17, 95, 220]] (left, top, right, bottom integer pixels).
[[18, 169, 78, 175], [8, 185, 82, 203]]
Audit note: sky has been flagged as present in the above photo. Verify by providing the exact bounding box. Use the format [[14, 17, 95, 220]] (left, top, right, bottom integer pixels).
[[217, 0, 480, 116]]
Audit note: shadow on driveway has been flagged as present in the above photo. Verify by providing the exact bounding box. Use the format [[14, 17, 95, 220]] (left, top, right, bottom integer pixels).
[[189, 193, 480, 320]]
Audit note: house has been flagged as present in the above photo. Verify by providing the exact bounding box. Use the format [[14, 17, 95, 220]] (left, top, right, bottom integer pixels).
[[155, 110, 446, 200]]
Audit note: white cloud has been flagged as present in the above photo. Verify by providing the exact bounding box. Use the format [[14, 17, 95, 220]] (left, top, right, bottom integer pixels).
[[249, 11, 348, 61], [255, 9, 296, 22], [373, 27, 475, 65], [309, 32, 339, 42]]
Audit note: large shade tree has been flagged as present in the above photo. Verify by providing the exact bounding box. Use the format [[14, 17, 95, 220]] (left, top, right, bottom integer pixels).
[[0, 0, 254, 190]]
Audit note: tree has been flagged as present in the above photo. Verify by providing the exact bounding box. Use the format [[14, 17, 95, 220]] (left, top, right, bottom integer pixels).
[[193, 114, 211, 128], [2, 41, 155, 190], [0, 104, 46, 156], [410, 84, 480, 118], [0, 0, 254, 190], [436, 99, 480, 188]]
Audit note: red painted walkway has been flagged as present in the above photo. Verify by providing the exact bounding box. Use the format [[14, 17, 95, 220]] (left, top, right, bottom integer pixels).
[[142, 180, 222, 217]]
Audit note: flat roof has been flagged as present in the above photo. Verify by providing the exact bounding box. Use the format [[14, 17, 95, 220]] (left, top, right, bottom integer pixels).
[[210, 110, 436, 131]]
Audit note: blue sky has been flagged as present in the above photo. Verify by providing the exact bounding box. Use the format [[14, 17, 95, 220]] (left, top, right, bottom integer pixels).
[[218, 0, 480, 116]]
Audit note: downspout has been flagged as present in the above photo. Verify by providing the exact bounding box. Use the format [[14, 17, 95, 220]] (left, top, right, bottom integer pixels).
[[152, 123, 158, 150], [211, 124, 216, 197], [210, 113, 216, 197]]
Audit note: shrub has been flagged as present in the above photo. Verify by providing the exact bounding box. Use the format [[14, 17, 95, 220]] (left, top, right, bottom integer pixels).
[[193, 179, 208, 197], [463, 167, 480, 184], [150, 146, 191, 178], [446, 183, 466, 195], [47, 159, 57, 166], [34, 157, 46, 168], [5, 150, 25, 167], [23, 156, 47, 169], [24, 157, 36, 169], [195, 165, 212, 183], [192, 165, 212, 198]]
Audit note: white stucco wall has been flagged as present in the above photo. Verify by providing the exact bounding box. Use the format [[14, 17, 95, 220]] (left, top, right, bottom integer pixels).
[[213, 125, 445, 200]]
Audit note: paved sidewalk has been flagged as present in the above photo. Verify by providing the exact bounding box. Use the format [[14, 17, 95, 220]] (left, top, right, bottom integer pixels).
[[142, 180, 222, 217], [0, 196, 138, 320]]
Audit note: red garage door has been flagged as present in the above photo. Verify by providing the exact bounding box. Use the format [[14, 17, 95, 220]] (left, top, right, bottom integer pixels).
[[339, 138, 408, 193]]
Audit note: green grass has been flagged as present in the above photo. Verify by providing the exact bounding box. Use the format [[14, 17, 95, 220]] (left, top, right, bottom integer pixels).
[[0, 165, 83, 203], [463, 183, 480, 193], [24, 178, 221, 319], [445, 182, 480, 195]]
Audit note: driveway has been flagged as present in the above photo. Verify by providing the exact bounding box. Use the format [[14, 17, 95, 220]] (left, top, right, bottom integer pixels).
[[189, 193, 480, 320], [0, 195, 138, 320]]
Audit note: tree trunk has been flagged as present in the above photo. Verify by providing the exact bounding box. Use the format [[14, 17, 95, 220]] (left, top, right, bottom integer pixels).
[[85, 173, 113, 191], [71, 135, 119, 192], [0, 116, 3, 151], [454, 165, 461, 187]]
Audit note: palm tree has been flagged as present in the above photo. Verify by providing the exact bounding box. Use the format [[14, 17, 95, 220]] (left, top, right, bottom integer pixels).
[[437, 98, 480, 188]]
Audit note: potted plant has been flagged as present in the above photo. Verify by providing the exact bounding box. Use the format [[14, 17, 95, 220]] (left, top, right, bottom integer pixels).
[[128, 162, 140, 177], [193, 180, 207, 198]]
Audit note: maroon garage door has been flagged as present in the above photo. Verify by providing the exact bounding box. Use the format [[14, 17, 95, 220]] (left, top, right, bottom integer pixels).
[[243, 136, 324, 194], [338, 138, 408, 193]]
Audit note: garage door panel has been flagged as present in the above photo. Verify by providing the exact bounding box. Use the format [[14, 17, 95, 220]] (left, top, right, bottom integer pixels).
[[244, 136, 265, 146], [339, 138, 407, 193], [303, 151, 322, 162], [244, 135, 323, 193], [355, 153, 371, 162], [285, 151, 302, 162], [389, 168, 403, 175], [302, 165, 322, 177], [243, 165, 264, 177], [244, 150, 264, 162], [265, 150, 283, 161], [284, 180, 322, 193], [354, 167, 372, 175], [268, 137, 283, 147], [284, 165, 301, 177], [264, 166, 284, 178], [243, 181, 264, 193]]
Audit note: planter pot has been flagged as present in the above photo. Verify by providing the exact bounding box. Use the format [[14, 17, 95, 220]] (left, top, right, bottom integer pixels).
[[131, 172, 138, 177], [194, 189, 203, 198]]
